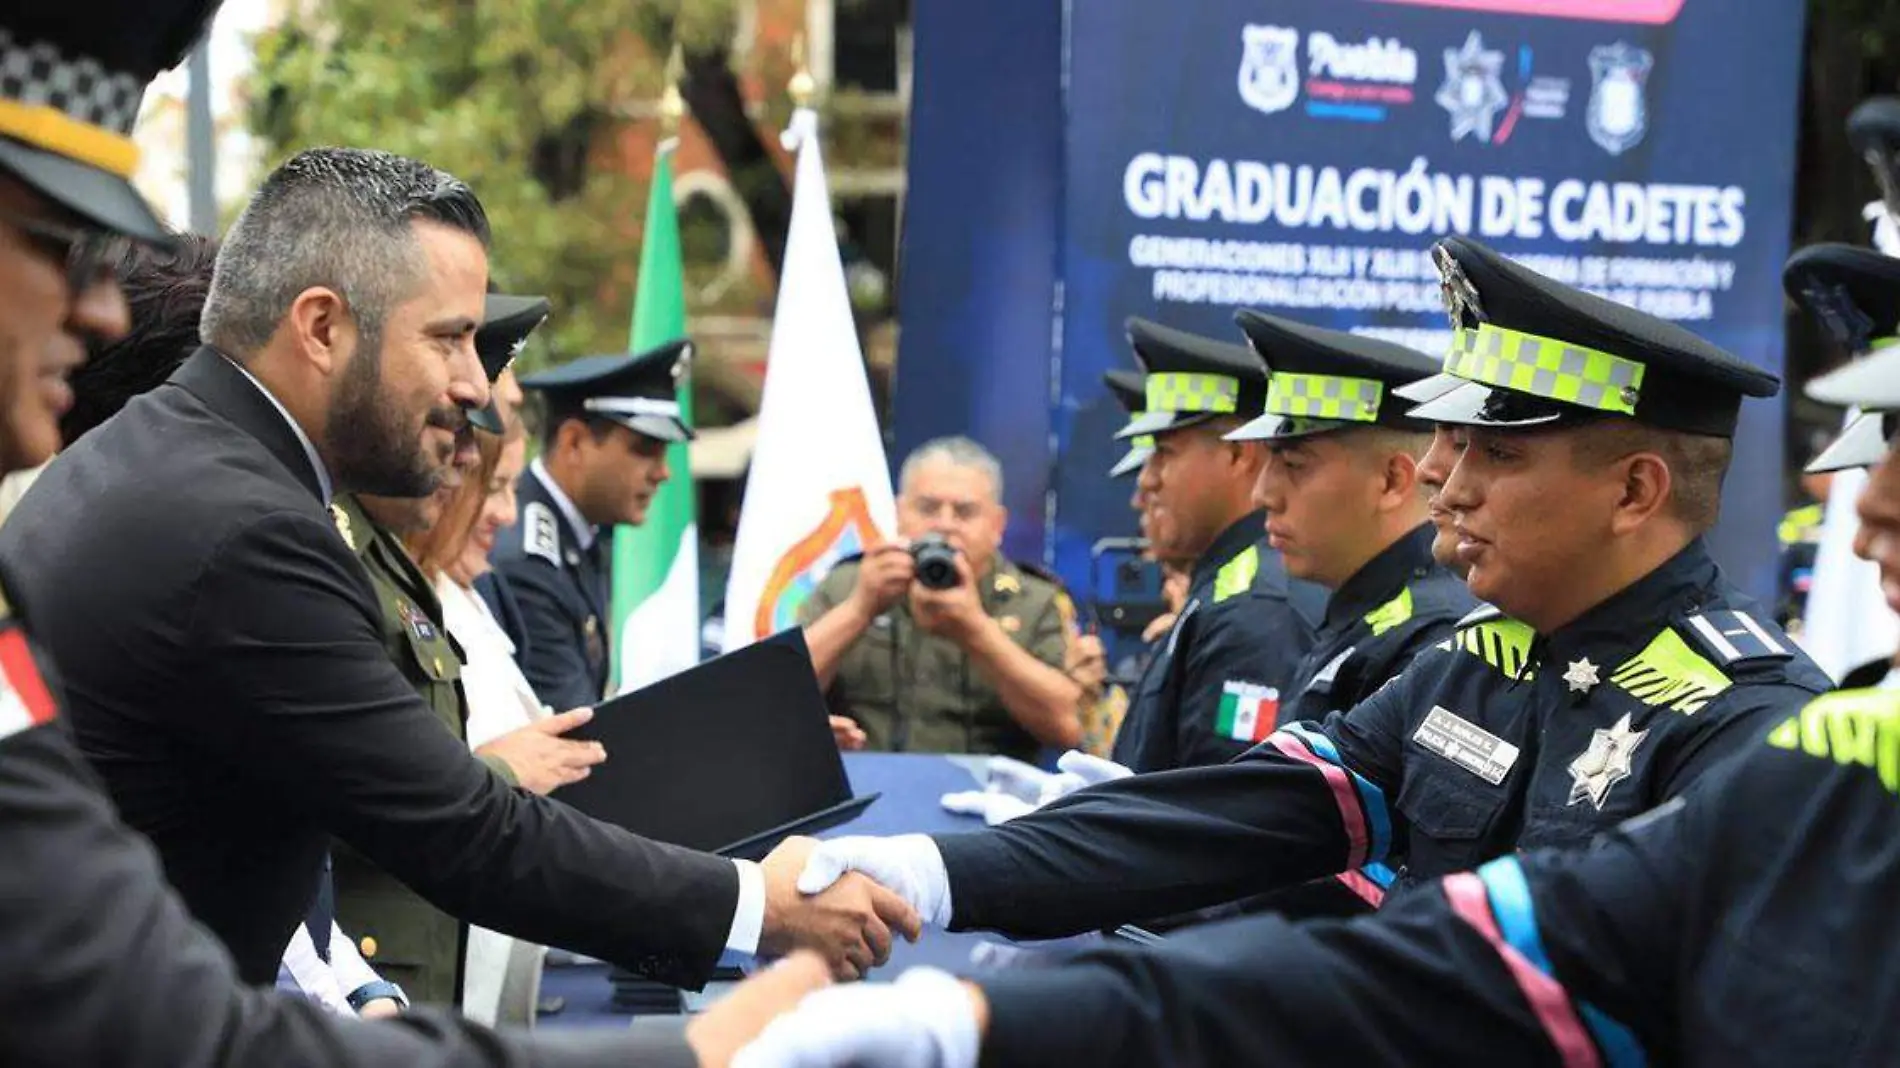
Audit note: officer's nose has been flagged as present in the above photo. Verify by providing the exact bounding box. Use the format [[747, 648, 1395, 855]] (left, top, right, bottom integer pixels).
[[447, 336, 489, 413], [1436, 439, 1481, 512]]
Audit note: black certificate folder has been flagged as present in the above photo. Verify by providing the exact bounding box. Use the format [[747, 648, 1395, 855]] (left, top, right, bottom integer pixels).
[[558, 628, 877, 861]]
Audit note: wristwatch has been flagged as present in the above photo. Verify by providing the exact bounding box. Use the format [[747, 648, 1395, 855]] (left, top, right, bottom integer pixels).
[[346, 979, 409, 1013]]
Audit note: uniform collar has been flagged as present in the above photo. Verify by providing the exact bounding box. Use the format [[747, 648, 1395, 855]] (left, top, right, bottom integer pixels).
[[1540, 538, 1719, 669], [529, 456, 597, 552], [224, 354, 333, 505], [1191, 510, 1267, 590], [1325, 523, 1436, 629]]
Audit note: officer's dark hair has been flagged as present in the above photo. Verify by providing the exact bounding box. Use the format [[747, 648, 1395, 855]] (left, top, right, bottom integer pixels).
[[536, 399, 619, 450], [63, 232, 219, 445], [201, 147, 491, 360], [1571, 419, 1731, 532]]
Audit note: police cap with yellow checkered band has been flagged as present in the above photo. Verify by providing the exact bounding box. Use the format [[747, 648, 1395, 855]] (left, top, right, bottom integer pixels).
[[1225, 309, 1440, 441], [1408, 236, 1778, 436], [1784, 242, 1900, 472], [1114, 317, 1268, 441], [0, 4, 221, 244], [1103, 368, 1151, 478]]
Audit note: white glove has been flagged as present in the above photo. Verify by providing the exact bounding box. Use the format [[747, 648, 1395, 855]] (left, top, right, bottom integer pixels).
[[938, 790, 1037, 826], [797, 835, 954, 928], [939, 751, 1134, 825], [1055, 749, 1134, 787], [731, 966, 980, 1068]]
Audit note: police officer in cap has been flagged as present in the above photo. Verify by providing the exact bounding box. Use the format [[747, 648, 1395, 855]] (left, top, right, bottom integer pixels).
[[1103, 368, 1152, 480], [723, 236, 1900, 1068], [1103, 318, 1326, 771], [1227, 310, 1477, 728], [792, 236, 1827, 958], [492, 341, 692, 711]]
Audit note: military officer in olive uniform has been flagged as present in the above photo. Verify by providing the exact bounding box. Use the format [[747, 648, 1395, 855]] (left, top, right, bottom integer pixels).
[[1105, 318, 1328, 772], [491, 342, 693, 712], [798, 236, 1829, 955], [802, 437, 1084, 762], [330, 293, 554, 1008]]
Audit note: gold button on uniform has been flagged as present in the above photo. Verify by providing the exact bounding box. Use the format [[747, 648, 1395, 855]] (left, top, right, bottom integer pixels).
[[360, 935, 378, 958]]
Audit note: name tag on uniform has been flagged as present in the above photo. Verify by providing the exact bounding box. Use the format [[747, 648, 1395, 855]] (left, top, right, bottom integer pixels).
[[1413, 706, 1519, 785]]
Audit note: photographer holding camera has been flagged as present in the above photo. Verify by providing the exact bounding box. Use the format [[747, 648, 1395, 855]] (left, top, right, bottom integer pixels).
[[801, 438, 1084, 761]]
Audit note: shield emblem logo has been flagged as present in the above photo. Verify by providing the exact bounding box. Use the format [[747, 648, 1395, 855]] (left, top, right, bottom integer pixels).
[[1238, 25, 1300, 116], [1587, 43, 1653, 156]]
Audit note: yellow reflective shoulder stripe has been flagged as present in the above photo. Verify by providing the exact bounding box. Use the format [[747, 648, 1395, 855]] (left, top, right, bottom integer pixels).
[[1213, 545, 1261, 603], [1363, 587, 1414, 637]]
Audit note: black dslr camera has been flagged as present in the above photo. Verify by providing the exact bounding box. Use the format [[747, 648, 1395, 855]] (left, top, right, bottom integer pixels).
[[909, 533, 961, 590]]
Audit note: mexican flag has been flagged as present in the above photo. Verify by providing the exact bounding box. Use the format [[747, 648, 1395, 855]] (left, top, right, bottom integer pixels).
[[610, 140, 700, 694], [1216, 681, 1279, 743]]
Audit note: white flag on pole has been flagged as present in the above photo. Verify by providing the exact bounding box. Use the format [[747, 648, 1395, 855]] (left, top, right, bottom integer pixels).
[[720, 108, 897, 652]]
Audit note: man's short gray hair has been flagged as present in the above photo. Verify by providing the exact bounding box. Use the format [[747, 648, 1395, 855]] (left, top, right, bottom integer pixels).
[[200, 147, 491, 358], [900, 435, 1004, 501]]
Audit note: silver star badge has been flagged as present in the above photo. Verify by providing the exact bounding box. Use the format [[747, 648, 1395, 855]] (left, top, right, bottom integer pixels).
[[1562, 658, 1600, 695], [1566, 713, 1648, 810], [1435, 31, 1509, 144]]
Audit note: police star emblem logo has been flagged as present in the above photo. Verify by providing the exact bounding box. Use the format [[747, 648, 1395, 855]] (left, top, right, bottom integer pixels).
[[1237, 24, 1301, 116], [1586, 42, 1652, 157], [1435, 31, 1508, 144], [1433, 245, 1485, 329], [1563, 658, 1600, 694], [1566, 713, 1649, 809]]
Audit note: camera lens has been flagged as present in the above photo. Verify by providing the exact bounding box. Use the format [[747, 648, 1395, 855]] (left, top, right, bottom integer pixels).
[[909, 534, 960, 590]]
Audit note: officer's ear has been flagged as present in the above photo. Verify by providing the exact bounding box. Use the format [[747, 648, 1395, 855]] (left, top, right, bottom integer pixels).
[[1609, 451, 1673, 535], [285, 285, 353, 377], [1377, 449, 1421, 512]]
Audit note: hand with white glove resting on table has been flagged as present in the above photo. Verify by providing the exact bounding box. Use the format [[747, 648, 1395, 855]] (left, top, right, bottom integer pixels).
[[938, 750, 1133, 826]]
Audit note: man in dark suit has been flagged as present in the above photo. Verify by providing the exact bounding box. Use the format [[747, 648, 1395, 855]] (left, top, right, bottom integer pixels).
[[1, 145, 915, 992], [0, 2, 840, 1064], [493, 346, 691, 711]]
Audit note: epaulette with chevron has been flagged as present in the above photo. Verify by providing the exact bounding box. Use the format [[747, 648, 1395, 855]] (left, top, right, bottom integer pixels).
[[1765, 688, 1900, 797], [1440, 606, 1535, 679], [1609, 627, 1731, 715]]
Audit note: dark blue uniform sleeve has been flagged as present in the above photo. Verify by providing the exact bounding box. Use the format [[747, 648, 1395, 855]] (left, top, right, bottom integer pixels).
[[0, 719, 697, 1068], [1171, 599, 1311, 767], [975, 773, 1706, 1067], [934, 667, 1420, 940], [499, 556, 601, 713]]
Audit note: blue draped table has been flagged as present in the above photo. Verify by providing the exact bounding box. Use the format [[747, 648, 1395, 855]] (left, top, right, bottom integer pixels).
[[539, 751, 1101, 1029]]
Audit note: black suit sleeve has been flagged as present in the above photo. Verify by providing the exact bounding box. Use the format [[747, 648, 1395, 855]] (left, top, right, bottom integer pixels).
[[502, 557, 601, 713], [189, 513, 736, 988], [975, 778, 1706, 1068], [934, 674, 1418, 939], [0, 720, 699, 1068]]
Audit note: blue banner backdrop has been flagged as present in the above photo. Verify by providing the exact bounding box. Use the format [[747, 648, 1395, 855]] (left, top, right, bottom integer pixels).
[[898, 0, 1807, 606]]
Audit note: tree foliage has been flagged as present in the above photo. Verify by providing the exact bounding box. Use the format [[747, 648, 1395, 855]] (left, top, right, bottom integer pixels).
[[247, 0, 740, 368]]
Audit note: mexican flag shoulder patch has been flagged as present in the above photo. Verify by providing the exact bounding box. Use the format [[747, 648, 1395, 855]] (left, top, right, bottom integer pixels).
[[1216, 680, 1279, 743], [0, 626, 57, 744]]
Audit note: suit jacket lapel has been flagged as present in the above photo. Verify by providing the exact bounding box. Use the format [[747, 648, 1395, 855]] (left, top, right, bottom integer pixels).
[[171, 347, 328, 504]]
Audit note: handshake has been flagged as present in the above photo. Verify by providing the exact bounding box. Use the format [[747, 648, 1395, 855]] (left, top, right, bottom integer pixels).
[[712, 835, 979, 1068], [733, 749, 1135, 1066]]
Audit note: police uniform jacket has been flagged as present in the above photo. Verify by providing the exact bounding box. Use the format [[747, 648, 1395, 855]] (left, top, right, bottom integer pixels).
[[0, 570, 696, 1066], [327, 493, 516, 1007], [0, 348, 739, 988], [491, 464, 611, 712], [1109, 510, 1327, 772], [800, 555, 1068, 762], [1277, 523, 1476, 728], [932, 538, 1829, 940], [974, 687, 1900, 1067]]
